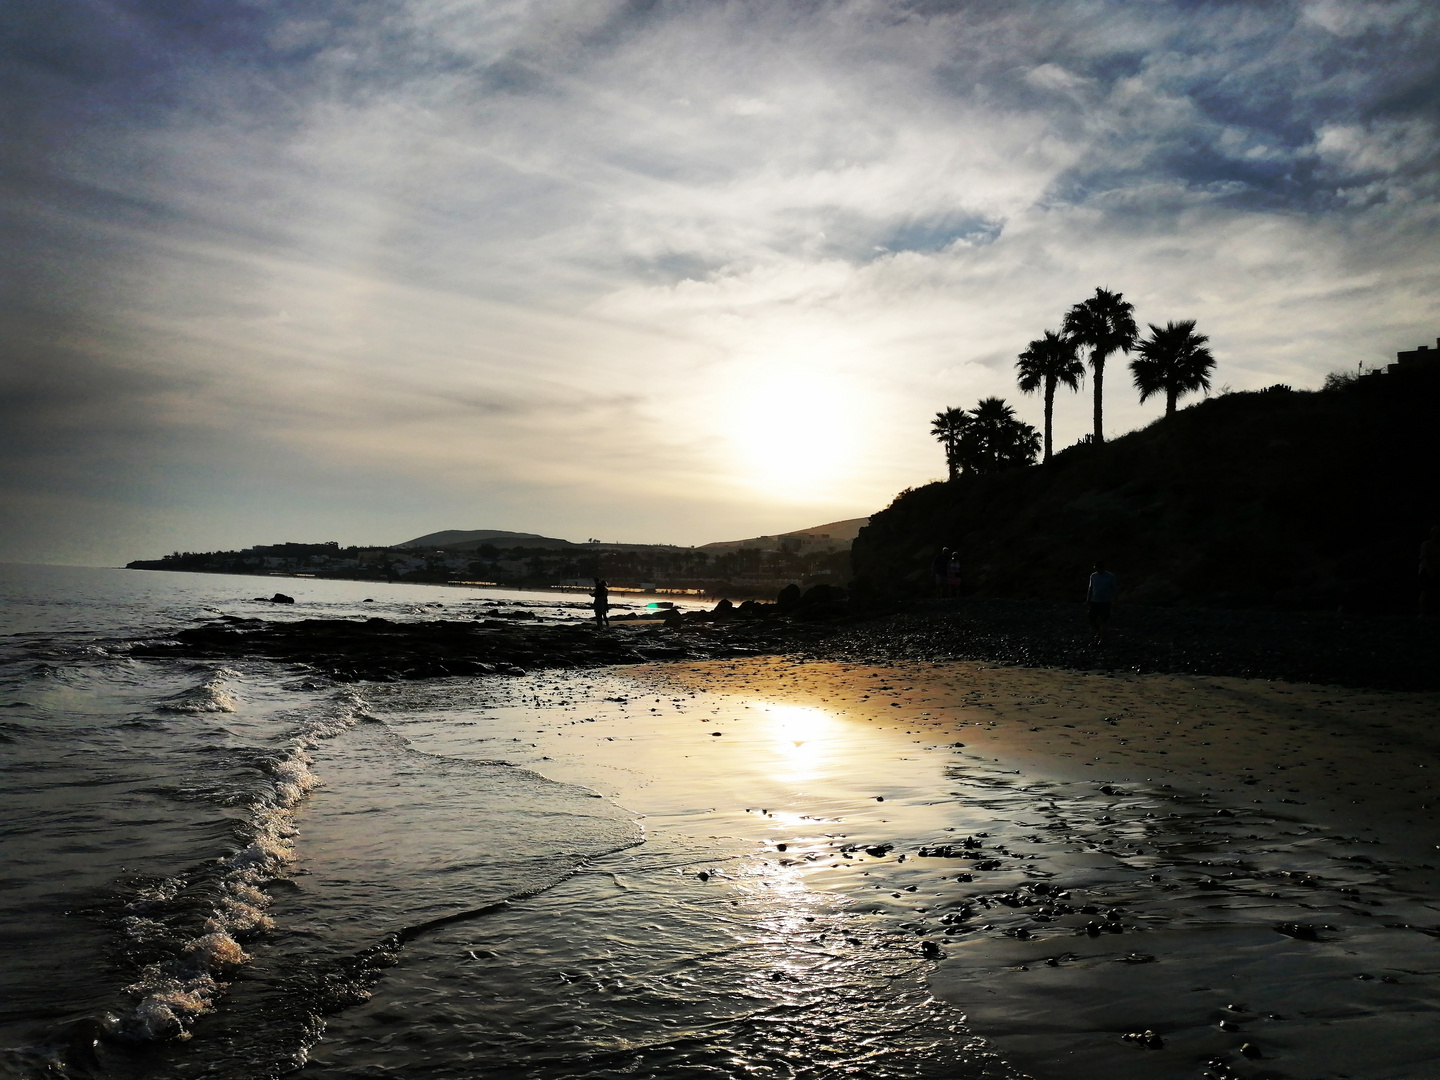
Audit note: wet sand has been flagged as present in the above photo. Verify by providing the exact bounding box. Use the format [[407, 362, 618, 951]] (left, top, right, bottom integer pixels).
[[283, 654, 1440, 1079], [617, 657, 1440, 1080]]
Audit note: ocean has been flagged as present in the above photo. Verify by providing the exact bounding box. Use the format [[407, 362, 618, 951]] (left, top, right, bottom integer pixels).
[[0, 565, 1018, 1080]]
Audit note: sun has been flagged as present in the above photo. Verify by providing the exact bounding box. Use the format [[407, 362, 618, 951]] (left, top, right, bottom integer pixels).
[[722, 367, 862, 501]]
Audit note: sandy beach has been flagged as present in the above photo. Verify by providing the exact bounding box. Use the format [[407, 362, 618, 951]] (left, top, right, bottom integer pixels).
[[633, 657, 1440, 1080], [361, 655, 1440, 1080]]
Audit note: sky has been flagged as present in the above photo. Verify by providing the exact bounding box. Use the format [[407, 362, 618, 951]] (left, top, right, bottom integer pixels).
[[3, 0, 1438, 564]]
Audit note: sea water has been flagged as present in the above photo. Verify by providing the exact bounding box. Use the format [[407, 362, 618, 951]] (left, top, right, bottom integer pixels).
[[0, 565, 1019, 1080], [8, 565, 1438, 1080]]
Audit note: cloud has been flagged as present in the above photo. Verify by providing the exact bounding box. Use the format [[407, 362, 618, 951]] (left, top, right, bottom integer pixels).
[[2, 1, 1438, 561]]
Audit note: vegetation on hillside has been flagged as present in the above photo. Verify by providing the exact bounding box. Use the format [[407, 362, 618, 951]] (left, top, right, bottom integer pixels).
[[867, 370, 1439, 615], [935, 286, 1212, 480]]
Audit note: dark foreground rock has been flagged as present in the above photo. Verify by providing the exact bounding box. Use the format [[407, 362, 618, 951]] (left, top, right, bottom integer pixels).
[[805, 597, 1440, 692], [129, 616, 832, 682], [132, 597, 1439, 690]]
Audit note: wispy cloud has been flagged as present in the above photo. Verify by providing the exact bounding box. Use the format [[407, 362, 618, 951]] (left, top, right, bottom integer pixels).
[[3, 0, 1438, 561]]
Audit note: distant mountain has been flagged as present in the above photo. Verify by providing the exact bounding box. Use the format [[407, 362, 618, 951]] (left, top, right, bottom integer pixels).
[[396, 529, 574, 551], [396, 516, 873, 555], [700, 517, 871, 554]]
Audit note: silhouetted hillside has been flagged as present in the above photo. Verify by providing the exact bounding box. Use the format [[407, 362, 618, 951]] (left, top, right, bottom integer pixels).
[[852, 371, 1440, 615]]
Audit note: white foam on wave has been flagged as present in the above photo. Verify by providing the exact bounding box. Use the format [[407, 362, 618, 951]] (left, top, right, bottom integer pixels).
[[120, 685, 370, 1040], [156, 668, 243, 714]]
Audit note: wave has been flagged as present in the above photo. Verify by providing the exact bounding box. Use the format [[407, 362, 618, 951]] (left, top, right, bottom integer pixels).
[[155, 668, 243, 714], [116, 688, 368, 1042]]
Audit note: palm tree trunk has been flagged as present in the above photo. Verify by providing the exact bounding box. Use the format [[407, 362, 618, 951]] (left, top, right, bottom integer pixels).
[[1166, 388, 1176, 417], [1043, 378, 1055, 463], [1092, 353, 1105, 445]]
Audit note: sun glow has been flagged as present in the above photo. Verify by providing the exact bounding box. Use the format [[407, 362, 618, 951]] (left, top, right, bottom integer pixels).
[[757, 703, 840, 781], [721, 367, 863, 501]]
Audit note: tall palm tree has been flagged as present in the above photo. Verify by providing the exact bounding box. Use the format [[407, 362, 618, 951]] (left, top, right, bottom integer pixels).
[[930, 407, 968, 481], [956, 397, 1041, 475], [1015, 329, 1084, 463], [1130, 319, 1215, 416], [1062, 287, 1138, 445]]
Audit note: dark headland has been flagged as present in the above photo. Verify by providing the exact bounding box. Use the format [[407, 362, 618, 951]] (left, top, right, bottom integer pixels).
[[852, 362, 1440, 616]]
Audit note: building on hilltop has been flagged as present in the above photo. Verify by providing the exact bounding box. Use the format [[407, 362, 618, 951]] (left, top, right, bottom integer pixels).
[[1371, 337, 1440, 378]]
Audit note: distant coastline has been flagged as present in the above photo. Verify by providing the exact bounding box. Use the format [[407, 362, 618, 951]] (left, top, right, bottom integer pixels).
[[125, 516, 870, 601]]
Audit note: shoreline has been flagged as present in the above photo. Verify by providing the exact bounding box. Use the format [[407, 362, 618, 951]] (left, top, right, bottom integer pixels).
[[127, 588, 1440, 692]]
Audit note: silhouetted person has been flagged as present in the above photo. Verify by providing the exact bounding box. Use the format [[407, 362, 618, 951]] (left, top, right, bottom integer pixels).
[[1421, 527, 1440, 618], [931, 547, 950, 597], [592, 578, 610, 627], [946, 548, 964, 598], [1087, 561, 1117, 643]]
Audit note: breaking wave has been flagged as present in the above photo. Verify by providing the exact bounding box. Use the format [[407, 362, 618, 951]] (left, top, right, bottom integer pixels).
[[156, 669, 242, 714], [118, 688, 368, 1041]]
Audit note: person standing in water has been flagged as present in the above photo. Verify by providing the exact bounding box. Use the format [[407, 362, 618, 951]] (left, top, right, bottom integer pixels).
[[1087, 561, 1118, 644], [592, 578, 610, 627]]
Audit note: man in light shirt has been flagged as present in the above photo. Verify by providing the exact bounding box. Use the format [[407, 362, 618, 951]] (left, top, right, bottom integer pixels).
[[1087, 561, 1118, 643]]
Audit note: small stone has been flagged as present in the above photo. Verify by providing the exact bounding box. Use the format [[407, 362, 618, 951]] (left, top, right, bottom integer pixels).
[[1240, 1043, 1261, 1058]]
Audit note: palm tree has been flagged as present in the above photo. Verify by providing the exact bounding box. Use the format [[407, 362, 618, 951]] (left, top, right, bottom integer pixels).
[[1130, 319, 1215, 416], [956, 397, 1041, 475], [930, 407, 968, 481], [1062, 287, 1138, 445], [1015, 329, 1084, 463]]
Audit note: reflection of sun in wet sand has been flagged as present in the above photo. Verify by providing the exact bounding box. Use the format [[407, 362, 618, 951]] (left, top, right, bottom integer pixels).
[[754, 702, 840, 780]]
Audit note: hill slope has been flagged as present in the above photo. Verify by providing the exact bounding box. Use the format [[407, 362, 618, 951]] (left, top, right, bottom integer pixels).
[[852, 372, 1439, 615], [396, 529, 573, 550], [701, 517, 870, 554]]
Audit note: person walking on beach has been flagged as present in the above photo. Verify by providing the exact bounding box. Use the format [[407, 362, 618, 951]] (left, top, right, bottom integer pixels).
[[1421, 527, 1440, 618], [1087, 561, 1118, 643], [931, 547, 950, 598], [591, 578, 610, 627]]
